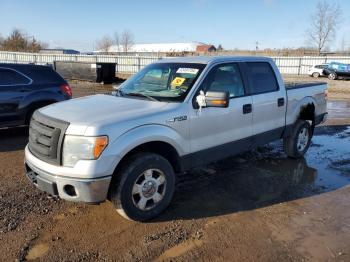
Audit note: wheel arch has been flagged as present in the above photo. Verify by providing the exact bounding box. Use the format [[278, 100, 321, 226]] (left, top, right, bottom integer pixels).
[[115, 141, 183, 175], [107, 124, 187, 178], [298, 102, 315, 123], [288, 97, 317, 125]]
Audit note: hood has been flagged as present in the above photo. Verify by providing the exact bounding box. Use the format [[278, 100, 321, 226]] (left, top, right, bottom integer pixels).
[[40, 94, 171, 134]]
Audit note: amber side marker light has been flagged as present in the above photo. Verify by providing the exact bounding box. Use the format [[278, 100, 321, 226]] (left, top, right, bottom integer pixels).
[[211, 100, 227, 106], [94, 136, 108, 159]]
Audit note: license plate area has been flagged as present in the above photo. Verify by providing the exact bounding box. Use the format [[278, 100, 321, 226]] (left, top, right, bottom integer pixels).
[[26, 166, 58, 196]]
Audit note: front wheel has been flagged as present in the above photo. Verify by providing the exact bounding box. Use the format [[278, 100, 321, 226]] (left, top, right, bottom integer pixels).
[[284, 120, 312, 159], [109, 153, 175, 221], [312, 72, 320, 78]]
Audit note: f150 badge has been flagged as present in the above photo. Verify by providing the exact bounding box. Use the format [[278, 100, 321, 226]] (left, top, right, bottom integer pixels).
[[166, 116, 188, 123]]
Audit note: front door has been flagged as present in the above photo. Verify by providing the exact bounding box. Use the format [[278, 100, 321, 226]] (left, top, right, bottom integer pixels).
[[189, 62, 253, 166]]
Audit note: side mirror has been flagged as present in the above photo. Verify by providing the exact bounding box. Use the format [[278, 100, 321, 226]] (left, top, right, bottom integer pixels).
[[196, 90, 229, 108]]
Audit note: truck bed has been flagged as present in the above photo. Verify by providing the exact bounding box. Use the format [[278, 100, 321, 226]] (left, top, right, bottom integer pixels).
[[285, 81, 327, 90]]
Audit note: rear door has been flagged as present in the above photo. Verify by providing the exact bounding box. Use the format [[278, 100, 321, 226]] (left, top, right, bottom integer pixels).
[[0, 67, 32, 125], [244, 62, 286, 144]]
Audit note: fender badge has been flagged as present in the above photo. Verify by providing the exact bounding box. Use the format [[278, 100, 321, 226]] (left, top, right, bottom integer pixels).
[[166, 116, 187, 123]]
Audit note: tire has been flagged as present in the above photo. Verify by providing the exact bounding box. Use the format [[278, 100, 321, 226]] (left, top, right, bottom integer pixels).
[[312, 72, 320, 78], [284, 120, 312, 159], [109, 153, 175, 221], [328, 72, 337, 80]]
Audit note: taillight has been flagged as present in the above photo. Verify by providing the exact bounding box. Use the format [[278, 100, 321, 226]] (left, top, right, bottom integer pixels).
[[60, 84, 72, 97]]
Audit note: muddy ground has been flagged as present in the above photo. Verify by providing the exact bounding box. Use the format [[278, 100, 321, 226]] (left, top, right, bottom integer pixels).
[[1, 78, 350, 261]]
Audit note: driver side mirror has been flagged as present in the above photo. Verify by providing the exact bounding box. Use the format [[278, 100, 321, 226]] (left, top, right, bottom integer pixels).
[[196, 90, 229, 108]]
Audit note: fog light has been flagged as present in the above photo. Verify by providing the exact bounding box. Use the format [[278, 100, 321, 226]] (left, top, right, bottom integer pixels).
[[63, 185, 77, 197]]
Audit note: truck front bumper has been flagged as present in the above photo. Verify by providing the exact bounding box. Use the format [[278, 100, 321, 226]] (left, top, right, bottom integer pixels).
[[25, 149, 112, 203]]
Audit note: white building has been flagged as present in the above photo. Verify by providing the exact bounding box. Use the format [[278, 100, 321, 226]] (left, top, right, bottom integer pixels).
[[100, 42, 207, 53]]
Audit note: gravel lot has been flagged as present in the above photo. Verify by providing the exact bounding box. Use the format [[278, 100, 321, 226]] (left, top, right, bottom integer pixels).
[[0, 76, 350, 261]]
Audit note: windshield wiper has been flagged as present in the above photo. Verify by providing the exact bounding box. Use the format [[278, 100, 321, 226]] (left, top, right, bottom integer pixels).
[[125, 92, 159, 102]]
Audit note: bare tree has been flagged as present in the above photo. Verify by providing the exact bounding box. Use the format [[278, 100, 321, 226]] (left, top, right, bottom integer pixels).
[[121, 30, 134, 52], [95, 35, 114, 52], [306, 0, 341, 55], [114, 32, 120, 52]]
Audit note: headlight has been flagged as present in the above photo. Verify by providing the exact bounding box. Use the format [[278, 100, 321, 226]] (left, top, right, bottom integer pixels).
[[63, 135, 108, 167]]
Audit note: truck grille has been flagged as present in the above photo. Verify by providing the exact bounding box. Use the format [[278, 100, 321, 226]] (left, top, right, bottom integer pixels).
[[28, 111, 69, 165]]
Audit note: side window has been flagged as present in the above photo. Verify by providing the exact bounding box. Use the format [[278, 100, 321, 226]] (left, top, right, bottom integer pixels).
[[25, 66, 63, 84], [202, 63, 245, 98], [246, 62, 279, 94], [0, 68, 31, 86]]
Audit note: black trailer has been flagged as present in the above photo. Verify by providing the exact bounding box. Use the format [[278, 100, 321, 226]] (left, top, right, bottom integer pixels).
[[54, 61, 116, 84]]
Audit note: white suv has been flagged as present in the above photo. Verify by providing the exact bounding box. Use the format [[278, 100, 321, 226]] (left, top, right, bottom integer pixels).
[[308, 64, 328, 78]]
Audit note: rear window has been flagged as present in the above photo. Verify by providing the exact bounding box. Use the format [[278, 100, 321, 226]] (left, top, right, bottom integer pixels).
[[24, 66, 65, 84], [0, 68, 31, 85], [246, 62, 279, 94]]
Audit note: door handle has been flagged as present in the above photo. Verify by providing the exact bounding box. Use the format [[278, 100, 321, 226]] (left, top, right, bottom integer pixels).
[[20, 88, 31, 92], [243, 104, 252, 114], [278, 97, 285, 107]]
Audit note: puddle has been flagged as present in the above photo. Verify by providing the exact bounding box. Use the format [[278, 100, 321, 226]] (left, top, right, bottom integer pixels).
[[308, 126, 350, 191], [155, 239, 203, 261], [327, 100, 350, 120], [25, 243, 49, 260], [166, 125, 350, 220]]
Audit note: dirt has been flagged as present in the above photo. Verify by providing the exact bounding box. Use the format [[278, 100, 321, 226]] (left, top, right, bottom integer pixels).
[[1, 78, 350, 261]]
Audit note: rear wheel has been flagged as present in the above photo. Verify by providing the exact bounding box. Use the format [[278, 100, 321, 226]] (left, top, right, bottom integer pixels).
[[328, 72, 337, 80], [284, 120, 312, 158], [312, 72, 320, 78], [109, 153, 175, 221]]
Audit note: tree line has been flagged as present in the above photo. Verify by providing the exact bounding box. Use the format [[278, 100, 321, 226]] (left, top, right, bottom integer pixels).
[[0, 1, 345, 55], [0, 29, 47, 52]]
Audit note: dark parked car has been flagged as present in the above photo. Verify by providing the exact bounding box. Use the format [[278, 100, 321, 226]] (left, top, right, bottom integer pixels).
[[0, 63, 72, 128], [323, 62, 350, 80]]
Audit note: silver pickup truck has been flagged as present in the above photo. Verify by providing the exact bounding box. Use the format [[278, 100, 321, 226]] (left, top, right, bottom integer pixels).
[[25, 56, 327, 221]]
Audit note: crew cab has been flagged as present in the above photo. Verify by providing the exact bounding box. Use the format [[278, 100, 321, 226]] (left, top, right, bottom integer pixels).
[[24, 56, 327, 221], [0, 63, 71, 128]]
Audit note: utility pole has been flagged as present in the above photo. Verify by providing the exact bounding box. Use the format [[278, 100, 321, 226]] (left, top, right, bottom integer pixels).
[[25, 35, 35, 52]]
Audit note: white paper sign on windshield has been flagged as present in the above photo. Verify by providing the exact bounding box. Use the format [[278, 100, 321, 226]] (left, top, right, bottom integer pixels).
[[176, 68, 199, 74]]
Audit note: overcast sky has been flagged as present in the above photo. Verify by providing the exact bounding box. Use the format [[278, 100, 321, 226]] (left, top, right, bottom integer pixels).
[[0, 0, 349, 51]]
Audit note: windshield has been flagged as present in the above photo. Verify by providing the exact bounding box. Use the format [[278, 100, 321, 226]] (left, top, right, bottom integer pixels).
[[118, 62, 206, 102]]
